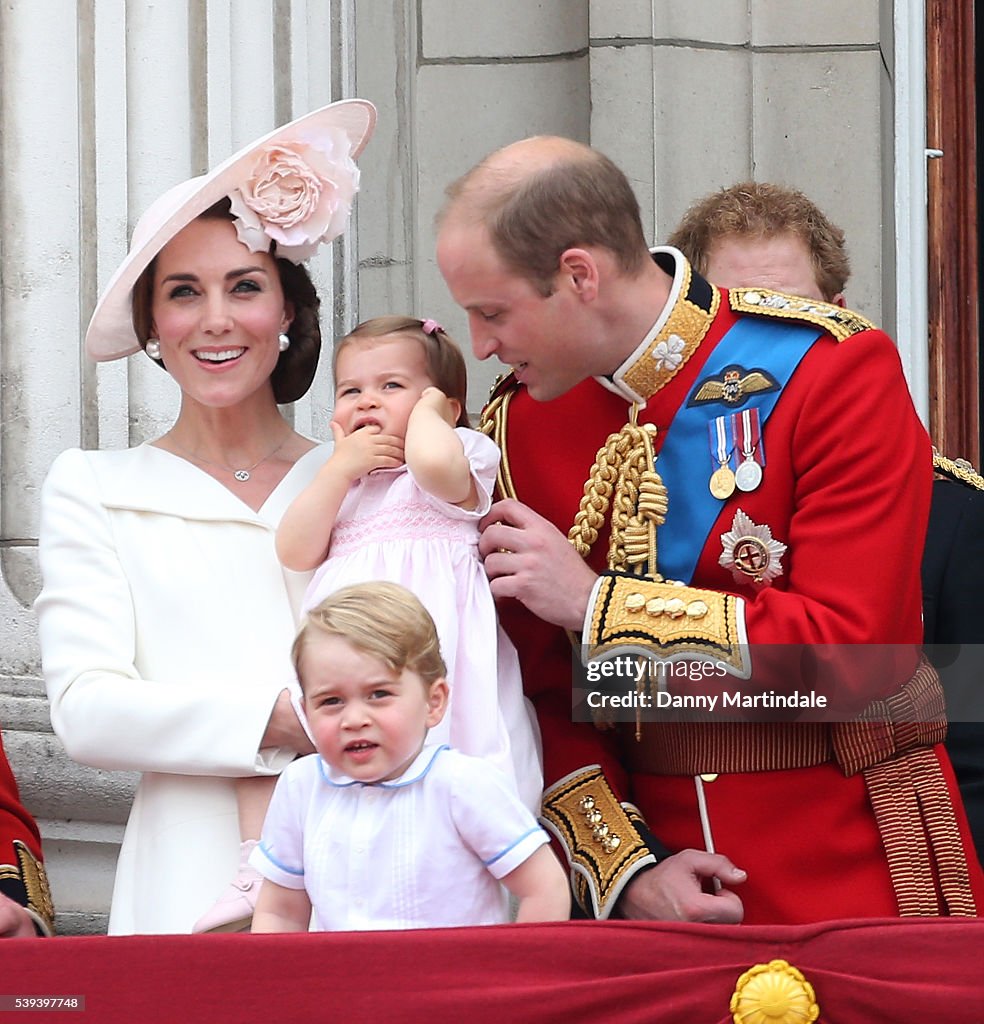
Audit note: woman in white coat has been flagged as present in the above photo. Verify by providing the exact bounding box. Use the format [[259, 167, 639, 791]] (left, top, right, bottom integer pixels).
[[35, 100, 376, 934]]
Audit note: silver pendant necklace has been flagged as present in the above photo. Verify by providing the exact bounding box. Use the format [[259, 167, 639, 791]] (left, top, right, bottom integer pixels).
[[167, 433, 292, 482]]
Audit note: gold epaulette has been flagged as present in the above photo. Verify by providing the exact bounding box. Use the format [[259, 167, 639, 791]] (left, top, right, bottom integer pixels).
[[932, 448, 984, 491], [728, 287, 875, 341], [0, 841, 55, 935], [479, 371, 520, 500], [540, 765, 656, 919], [587, 572, 749, 676]]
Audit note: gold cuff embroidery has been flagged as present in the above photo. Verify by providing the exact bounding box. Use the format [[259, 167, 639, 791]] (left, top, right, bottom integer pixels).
[[540, 765, 655, 919], [0, 841, 54, 935], [587, 573, 749, 675]]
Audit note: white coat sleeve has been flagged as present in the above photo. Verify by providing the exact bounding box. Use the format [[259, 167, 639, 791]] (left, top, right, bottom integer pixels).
[[35, 449, 294, 777]]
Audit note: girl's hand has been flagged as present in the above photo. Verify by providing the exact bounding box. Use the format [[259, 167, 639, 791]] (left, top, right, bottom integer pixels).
[[328, 422, 405, 481], [415, 386, 459, 427]]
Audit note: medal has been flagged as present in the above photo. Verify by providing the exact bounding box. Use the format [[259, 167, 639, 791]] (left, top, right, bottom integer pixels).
[[710, 465, 736, 499], [719, 509, 787, 586], [735, 458, 762, 492], [732, 408, 764, 492], [708, 416, 736, 499]]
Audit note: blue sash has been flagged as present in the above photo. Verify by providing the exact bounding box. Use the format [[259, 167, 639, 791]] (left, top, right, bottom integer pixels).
[[655, 317, 822, 583]]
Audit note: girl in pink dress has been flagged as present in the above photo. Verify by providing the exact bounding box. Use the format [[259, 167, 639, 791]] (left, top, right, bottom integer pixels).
[[280, 316, 542, 805]]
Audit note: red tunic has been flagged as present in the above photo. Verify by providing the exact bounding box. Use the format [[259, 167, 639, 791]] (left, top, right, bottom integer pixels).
[[491, 254, 983, 923]]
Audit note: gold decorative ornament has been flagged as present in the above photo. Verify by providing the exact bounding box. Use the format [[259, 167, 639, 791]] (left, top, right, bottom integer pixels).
[[729, 287, 874, 342], [730, 959, 819, 1024]]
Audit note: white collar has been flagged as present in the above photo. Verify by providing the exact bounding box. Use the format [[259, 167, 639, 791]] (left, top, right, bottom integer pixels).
[[318, 742, 448, 789]]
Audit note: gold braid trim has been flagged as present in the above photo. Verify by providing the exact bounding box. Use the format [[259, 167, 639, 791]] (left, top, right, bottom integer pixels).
[[569, 414, 667, 573], [478, 375, 518, 501], [480, 382, 672, 578], [728, 287, 875, 341], [540, 765, 656, 919], [932, 448, 984, 491]]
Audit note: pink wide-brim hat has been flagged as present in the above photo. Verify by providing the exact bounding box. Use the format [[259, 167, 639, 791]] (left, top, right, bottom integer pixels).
[[85, 98, 376, 362]]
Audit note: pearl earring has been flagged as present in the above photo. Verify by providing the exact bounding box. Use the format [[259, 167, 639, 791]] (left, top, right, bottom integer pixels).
[[145, 339, 162, 360], [278, 333, 291, 352]]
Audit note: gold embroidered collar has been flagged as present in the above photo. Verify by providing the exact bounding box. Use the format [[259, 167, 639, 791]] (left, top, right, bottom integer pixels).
[[598, 247, 719, 405]]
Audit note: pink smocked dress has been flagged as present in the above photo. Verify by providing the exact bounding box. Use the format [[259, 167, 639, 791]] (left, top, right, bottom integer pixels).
[[302, 428, 542, 811]]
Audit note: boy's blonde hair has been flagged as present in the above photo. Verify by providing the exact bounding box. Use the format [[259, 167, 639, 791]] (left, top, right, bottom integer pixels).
[[292, 581, 447, 693], [332, 316, 470, 427]]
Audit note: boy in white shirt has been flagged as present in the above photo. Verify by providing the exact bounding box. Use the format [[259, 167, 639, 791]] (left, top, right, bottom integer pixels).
[[250, 581, 570, 931]]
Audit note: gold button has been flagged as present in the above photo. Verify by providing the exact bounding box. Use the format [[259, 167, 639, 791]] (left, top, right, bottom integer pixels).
[[625, 593, 646, 611], [578, 795, 595, 812], [700, 773, 719, 783], [665, 597, 686, 618], [686, 600, 709, 618], [645, 598, 665, 616]]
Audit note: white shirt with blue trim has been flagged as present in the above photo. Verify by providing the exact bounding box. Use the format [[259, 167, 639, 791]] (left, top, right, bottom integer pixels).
[[251, 743, 549, 930]]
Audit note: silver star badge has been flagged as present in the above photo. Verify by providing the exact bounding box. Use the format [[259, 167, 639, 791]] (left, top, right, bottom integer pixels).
[[719, 509, 787, 586]]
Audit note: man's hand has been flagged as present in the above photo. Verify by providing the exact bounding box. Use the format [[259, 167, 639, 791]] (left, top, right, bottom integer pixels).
[[478, 499, 598, 631], [0, 893, 38, 938], [327, 422, 404, 482], [616, 850, 746, 923]]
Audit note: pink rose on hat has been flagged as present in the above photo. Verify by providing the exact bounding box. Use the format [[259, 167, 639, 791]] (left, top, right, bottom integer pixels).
[[229, 125, 360, 264]]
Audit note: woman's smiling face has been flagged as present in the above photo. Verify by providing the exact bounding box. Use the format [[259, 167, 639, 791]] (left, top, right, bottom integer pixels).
[[149, 216, 293, 409]]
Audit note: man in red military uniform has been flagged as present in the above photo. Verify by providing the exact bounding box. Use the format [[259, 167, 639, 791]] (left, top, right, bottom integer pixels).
[[436, 136, 983, 924], [1, 730, 53, 936]]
